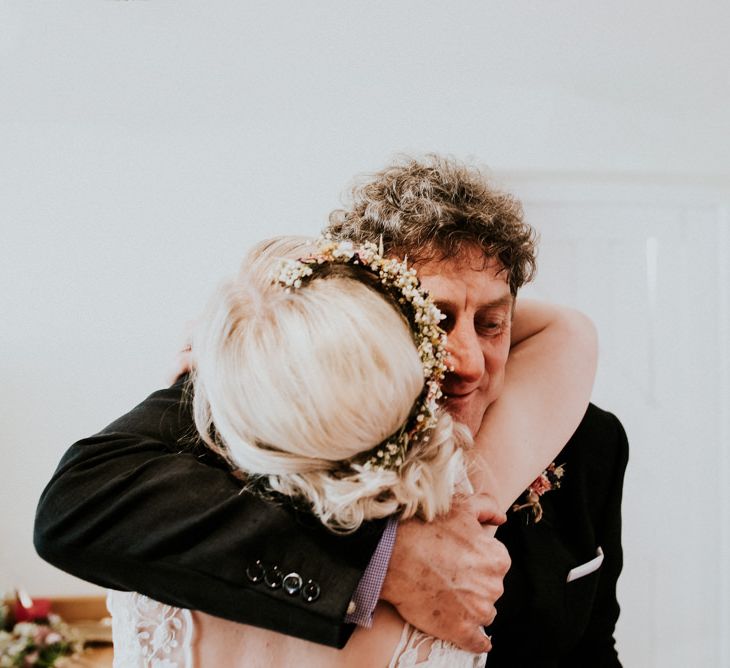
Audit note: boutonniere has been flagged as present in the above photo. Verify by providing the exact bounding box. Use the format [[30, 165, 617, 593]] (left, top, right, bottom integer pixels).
[[511, 462, 565, 524]]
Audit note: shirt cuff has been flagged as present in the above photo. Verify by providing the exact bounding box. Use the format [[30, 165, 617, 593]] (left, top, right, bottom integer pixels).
[[344, 517, 398, 628]]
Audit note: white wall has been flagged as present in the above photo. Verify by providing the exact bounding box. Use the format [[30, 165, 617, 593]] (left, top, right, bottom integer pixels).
[[1, 1, 728, 664], [510, 176, 730, 666]]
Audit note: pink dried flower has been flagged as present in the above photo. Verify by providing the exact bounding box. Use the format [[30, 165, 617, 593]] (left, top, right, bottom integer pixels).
[[530, 474, 552, 496]]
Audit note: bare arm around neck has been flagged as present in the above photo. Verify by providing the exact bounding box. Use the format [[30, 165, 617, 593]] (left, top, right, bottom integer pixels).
[[471, 299, 598, 508]]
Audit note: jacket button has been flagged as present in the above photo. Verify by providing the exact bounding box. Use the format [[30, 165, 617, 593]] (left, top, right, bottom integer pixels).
[[301, 579, 320, 603], [283, 573, 303, 596], [246, 560, 264, 584], [264, 565, 283, 589]]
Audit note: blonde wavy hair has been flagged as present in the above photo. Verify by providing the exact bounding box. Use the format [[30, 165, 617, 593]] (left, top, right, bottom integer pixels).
[[191, 236, 469, 533]]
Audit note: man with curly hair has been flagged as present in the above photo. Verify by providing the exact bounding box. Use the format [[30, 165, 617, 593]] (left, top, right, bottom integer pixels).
[[327, 155, 538, 436], [324, 156, 627, 664], [35, 155, 627, 665]]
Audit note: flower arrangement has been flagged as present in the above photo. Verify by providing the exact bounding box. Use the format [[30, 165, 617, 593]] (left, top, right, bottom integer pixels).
[[0, 602, 82, 668], [511, 462, 566, 524]]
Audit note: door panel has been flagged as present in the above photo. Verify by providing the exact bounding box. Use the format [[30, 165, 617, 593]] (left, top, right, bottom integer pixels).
[[505, 177, 729, 667]]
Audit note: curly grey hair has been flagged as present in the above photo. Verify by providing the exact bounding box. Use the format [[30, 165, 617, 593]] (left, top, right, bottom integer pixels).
[[326, 154, 538, 296]]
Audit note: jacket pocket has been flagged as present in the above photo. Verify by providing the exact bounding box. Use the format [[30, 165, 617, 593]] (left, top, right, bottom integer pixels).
[[564, 546, 604, 639], [567, 546, 604, 582]]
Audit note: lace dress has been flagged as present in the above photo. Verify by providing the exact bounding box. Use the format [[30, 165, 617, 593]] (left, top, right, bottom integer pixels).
[[387, 623, 487, 668], [107, 591, 487, 667], [107, 591, 194, 668]]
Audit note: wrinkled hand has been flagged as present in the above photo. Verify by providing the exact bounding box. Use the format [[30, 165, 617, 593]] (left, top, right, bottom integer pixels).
[[380, 493, 510, 654], [166, 342, 193, 386]]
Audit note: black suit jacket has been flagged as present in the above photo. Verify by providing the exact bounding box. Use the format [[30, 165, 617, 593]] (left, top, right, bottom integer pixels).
[[34, 378, 384, 647], [35, 380, 627, 662], [488, 403, 628, 666]]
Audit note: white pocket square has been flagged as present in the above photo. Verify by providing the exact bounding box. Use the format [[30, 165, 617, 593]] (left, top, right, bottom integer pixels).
[[566, 546, 604, 583]]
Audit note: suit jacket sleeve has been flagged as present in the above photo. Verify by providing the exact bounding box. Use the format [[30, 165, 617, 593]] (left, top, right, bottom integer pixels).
[[564, 411, 629, 666], [33, 377, 386, 648]]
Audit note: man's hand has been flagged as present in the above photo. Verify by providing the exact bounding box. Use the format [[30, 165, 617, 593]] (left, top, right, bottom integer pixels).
[[166, 322, 197, 386], [380, 493, 510, 654], [166, 343, 193, 386]]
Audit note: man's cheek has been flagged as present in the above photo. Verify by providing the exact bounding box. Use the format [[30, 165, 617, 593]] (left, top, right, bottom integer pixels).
[[486, 348, 510, 377], [497, 343, 511, 371], [487, 363, 508, 401]]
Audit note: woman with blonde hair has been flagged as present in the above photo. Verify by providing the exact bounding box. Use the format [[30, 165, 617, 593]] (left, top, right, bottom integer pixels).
[[107, 233, 597, 667]]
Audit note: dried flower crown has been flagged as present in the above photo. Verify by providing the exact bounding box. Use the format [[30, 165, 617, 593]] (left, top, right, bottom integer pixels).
[[272, 236, 449, 471]]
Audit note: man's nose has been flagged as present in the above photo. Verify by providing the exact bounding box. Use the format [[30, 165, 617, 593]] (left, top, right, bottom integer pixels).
[[446, 325, 485, 386]]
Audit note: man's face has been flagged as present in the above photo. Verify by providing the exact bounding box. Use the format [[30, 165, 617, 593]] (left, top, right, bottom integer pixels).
[[416, 250, 513, 436]]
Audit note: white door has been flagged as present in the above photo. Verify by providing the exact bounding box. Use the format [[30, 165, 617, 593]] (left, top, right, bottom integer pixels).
[[506, 176, 730, 667]]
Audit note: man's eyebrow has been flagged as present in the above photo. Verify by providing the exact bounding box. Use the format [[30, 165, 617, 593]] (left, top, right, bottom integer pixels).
[[433, 294, 514, 310], [477, 295, 514, 310]]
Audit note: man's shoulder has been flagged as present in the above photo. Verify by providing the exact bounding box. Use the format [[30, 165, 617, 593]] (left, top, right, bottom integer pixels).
[[574, 402, 626, 439], [564, 403, 628, 457], [557, 402, 629, 495]]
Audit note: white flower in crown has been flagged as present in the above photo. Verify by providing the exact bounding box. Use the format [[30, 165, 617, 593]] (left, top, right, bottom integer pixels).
[[276, 259, 314, 289], [272, 236, 449, 471]]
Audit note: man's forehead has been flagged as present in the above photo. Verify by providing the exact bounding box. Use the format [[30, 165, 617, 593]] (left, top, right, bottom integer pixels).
[[411, 243, 504, 274], [416, 255, 513, 306], [415, 250, 507, 280], [431, 254, 507, 277]]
